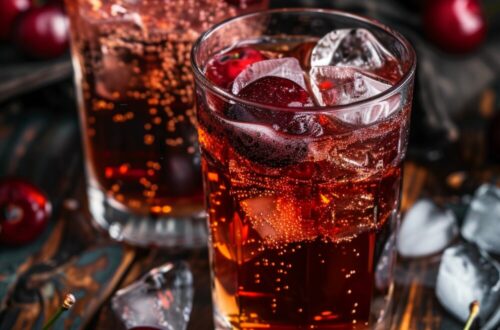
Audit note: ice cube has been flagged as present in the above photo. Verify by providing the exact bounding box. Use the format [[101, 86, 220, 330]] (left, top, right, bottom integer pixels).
[[397, 199, 458, 258], [232, 58, 307, 95], [95, 50, 136, 100], [311, 28, 399, 74], [462, 184, 500, 254], [240, 196, 317, 245], [436, 243, 500, 328], [309, 66, 390, 106], [309, 66, 399, 125], [112, 262, 193, 330]]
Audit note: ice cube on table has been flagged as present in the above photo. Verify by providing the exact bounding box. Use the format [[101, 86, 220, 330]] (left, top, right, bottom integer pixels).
[[311, 28, 400, 75], [397, 199, 458, 258], [112, 262, 194, 330], [309, 66, 399, 125], [436, 243, 500, 328], [232, 58, 307, 95], [462, 184, 500, 254]]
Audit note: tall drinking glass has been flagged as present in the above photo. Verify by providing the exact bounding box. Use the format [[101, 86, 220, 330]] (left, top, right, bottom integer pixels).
[[65, 0, 268, 246], [192, 9, 416, 329]]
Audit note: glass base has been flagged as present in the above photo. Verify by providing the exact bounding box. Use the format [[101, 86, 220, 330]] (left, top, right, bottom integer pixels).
[[87, 185, 207, 248]]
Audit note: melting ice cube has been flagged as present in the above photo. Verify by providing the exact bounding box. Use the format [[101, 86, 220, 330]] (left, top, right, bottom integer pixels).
[[397, 199, 458, 258], [311, 28, 399, 73], [309, 66, 399, 125], [309, 66, 390, 106], [232, 58, 307, 95], [436, 244, 500, 328], [112, 262, 194, 330], [240, 196, 317, 245], [462, 184, 500, 254]]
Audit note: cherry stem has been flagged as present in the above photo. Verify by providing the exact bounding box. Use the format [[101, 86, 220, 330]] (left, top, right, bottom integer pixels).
[[463, 300, 480, 330], [42, 294, 76, 330]]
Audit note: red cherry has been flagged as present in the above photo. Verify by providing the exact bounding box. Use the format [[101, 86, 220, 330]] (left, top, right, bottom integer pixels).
[[222, 77, 317, 167], [423, 0, 487, 53], [237, 76, 313, 108], [0, 179, 51, 246], [0, 0, 32, 40], [14, 5, 69, 59], [206, 47, 266, 89]]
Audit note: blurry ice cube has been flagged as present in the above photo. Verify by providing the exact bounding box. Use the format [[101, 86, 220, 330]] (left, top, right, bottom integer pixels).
[[462, 184, 500, 254], [311, 28, 398, 71], [436, 243, 500, 327], [232, 58, 307, 95], [112, 262, 193, 330], [95, 50, 136, 100], [309, 66, 399, 125], [397, 199, 458, 258]]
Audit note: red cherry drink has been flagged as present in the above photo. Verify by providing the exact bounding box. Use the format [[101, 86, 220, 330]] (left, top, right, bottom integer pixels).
[[64, 0, 268, 246], [194, 11, 415, 330]]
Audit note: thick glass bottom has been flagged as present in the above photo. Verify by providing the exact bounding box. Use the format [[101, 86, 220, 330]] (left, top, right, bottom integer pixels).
[[87, 185, 207, 247]]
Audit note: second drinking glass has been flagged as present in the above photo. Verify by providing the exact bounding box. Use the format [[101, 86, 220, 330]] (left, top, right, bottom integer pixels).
[[65, 0, 269, 246]]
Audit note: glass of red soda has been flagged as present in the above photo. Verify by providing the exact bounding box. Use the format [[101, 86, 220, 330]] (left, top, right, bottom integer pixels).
[[65, 0, 269, 247], [192, 8, 416, 330]]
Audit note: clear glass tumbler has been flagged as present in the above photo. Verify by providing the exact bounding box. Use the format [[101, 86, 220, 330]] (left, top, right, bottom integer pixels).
[[65, 0, 269, 247], [192, 9, 416, 329]]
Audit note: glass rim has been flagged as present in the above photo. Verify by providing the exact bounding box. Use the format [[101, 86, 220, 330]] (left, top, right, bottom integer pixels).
[[191, 7, 417, 114]]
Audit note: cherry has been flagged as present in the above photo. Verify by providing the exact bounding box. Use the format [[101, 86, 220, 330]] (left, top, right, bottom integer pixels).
[[0, 0, 32, 40], [0, 179, 51, 246], [223, 77, 318, 167], [14, 5, 69, 59], [422, 0, 487, 53], [226, 76, 315, 133], [206, 47, 266, 89], [237, 76, 313, 108]]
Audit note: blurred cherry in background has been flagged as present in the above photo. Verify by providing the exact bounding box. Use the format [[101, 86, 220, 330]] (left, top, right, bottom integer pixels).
[[0, 179, 51, 246], [0, 0, 69, 59], [423, 0, 487, 53]]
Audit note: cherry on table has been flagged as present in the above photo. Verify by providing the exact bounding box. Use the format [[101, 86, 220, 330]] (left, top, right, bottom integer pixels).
[[13, 5, 69, 59], [205, 47, 266, 89], [0, 179, 51, 246], [422, 0, 486, 53]]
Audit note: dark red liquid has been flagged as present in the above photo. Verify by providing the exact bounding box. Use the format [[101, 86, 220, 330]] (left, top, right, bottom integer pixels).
[[79, 35, 203, 216], [67, 0, 269, 217], [197, 40, 411, 329]]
